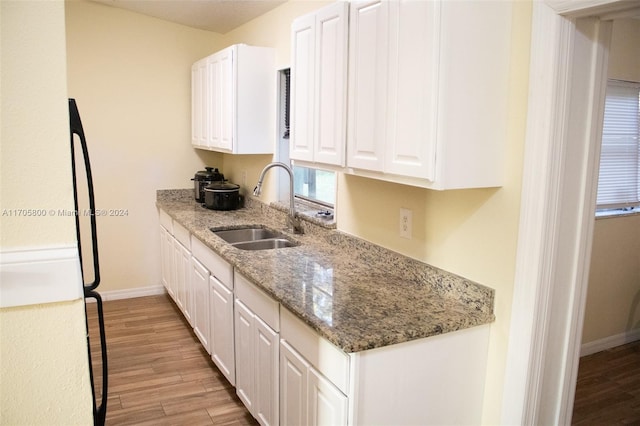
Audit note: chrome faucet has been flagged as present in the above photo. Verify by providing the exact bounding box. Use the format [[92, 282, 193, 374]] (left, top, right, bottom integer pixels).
[[253, 162, 304, 234]]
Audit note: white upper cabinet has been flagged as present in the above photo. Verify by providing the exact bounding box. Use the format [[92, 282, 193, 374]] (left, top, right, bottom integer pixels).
[[191, 59, 208, 148], [346, 0, 512, 189], [290, 0, 512, 189], [384, 0, 439, 181], [346, 0, 389, 172], [207, 48, 234, 152], [290, 2, 349, 166], [290, 14, 315, 162], [191, 44, 276, 154], [433, 1, 512, 189]]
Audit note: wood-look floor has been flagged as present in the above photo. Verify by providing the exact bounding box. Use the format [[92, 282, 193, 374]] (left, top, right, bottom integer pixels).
[[86, 294, 257, 426], [88, 294, 640, 425], [572, 340, 640, 425]]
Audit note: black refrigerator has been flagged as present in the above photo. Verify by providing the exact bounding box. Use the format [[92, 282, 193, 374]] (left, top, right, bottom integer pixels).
[[68, 98, 108, 426]]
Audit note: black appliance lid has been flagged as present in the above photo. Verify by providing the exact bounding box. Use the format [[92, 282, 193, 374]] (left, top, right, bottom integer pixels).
[[205, 181, 240, 191], [194, 167, 224, 181]]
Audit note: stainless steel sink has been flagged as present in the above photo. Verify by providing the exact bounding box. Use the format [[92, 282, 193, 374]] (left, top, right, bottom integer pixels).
[[232, 239, 296, 250], [210, 226, 298, 250], [213, 227, 281, 244]]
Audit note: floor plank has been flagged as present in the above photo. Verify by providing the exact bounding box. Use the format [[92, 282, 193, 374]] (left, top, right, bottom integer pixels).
[[86, 294, 257, 425], [572, 340, 640, 425]]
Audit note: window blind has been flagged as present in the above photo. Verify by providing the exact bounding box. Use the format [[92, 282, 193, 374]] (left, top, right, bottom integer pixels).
[[283, 69, 290, 139], [596, 80, 640, 210]]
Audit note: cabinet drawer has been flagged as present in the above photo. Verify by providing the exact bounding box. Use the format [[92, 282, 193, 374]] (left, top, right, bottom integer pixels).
[[173, 221, 190, 248], [159, 209, 173, 233], [235, 272, 279, 332], [280, 307, 349, 394], [191, 237, 233, 289]]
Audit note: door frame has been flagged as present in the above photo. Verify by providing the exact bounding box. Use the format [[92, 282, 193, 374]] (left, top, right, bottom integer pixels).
[[503, 1, 639, 424]]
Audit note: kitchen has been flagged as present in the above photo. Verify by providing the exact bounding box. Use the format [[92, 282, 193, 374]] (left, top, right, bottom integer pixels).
[[1, 0, 638, 425]]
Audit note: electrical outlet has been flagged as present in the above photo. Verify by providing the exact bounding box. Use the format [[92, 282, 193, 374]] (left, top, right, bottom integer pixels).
[[400, 208, 412, 239], [241, 170, 247, 186]]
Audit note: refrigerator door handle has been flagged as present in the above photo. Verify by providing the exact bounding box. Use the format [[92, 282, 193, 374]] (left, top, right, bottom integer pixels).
[[69, 98, 100, 291]]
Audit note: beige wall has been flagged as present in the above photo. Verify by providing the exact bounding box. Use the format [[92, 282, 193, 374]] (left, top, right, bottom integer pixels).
[[584, 214, 640, 343], [217, 2, 532, 424], [1, 0, 75, 248], [0, 0, 92, 423], [65, 0, 225, 292], [607, 18, 640, 83], [582, 18, 640, 345], [0, 300, 93, 424]]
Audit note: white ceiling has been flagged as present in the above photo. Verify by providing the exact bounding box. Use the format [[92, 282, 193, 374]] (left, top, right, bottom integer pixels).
[[90, 0, 287, 34]]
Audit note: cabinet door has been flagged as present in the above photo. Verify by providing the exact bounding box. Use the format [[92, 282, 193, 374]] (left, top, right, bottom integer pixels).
[[235, 299, 255, 413], [207, 47, 234, 152], [290, 13, 316, 162], [191, 257, 210, 353], [384, 0, 439, 180], [218, 47, 234, 152], [280, 340, 309, 426], [191, 59, 208, 147], [208, 54, 222, 150], [314, 2, 349, 166], [160, 226, 174, 297], [254, 316, 279, 426], [175, 240, 190, 318], [347, 0, 389, 172], [308, 367, 348, 426], [210, 276, 235, 386]]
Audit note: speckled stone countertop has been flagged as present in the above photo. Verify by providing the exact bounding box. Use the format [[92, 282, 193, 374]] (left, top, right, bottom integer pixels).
[[157, 189, 495, 353]]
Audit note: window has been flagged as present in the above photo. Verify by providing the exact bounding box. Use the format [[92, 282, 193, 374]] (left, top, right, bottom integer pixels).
[[596, 79, 640, 215], [278, 67, 337, 209], [293, 166, 336, 207]]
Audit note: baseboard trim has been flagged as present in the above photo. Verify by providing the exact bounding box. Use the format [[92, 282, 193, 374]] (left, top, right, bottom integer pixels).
[[581, 329, 640, 357], [85, 285, 166, 302], [0, 246, 83, 308]]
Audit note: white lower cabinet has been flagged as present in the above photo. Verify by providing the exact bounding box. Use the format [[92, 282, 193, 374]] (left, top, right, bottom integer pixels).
[[235, 301, 279, 426], [210, 275, 235, 385], [174, 238, 191, 323], [159, 225, 174, 299], [191, 236, 235, 377], [173, 221, 193, 326], [280, 340, 306, 425], [308, 364, 348, 425], [159, 210, 176, 300], [281, 305, 490, 425], [235, 299, 255, 411], [280, 340, 348, 426], [159, 210, 193, 325], [234, 272, 279, 426], [190, 257, 210, 353]]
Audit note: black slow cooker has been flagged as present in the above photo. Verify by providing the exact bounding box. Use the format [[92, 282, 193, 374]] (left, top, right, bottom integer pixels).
[[204, 181, 241, 210], [192, 167, 224, 203]]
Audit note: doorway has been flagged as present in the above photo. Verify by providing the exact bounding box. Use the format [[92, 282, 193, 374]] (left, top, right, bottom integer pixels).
[[503, 2, 640, 424]]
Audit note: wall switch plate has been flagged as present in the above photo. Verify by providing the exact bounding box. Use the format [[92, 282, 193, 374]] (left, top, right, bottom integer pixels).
[[400, 208, 412, 239]]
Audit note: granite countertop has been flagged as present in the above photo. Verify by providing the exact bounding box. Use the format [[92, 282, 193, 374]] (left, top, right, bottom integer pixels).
[[157, 189, 495, 353]]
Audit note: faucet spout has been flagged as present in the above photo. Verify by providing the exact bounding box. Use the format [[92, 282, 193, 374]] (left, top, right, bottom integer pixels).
[[254, 162, 304, 234]]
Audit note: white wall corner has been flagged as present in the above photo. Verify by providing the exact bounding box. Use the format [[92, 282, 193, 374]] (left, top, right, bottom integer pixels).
[[0, 246, 84, 308]]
